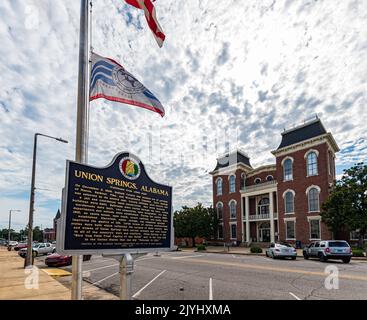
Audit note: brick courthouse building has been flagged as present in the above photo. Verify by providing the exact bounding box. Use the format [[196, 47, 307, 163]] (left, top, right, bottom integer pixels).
[[210, 118, 339, 246]]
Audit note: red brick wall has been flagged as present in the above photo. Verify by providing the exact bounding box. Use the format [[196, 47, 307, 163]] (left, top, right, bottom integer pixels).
[[276, 142, 333, 245], [246, 170, 277, 186], [213, 168, 244, 242]]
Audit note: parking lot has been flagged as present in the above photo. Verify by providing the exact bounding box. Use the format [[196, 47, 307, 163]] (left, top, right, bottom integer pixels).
[[38, 251, 367, 300]]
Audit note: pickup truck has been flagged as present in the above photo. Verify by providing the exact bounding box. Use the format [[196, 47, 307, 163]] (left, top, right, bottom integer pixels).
[[19, 242, 56, 257]]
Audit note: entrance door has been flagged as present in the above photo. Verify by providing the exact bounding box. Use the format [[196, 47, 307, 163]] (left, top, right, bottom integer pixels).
[[260, 228, 271, 242]]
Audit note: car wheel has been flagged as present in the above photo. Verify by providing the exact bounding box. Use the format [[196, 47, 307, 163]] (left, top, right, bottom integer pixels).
[[272, 252, 276, 259], [318, 253, 327, 262], [52, 248, 56, 253], [291, 256, 296, 260], [342, 257, 351, 264], [33, 251, 38, 257], [303, 253, 309, 260]]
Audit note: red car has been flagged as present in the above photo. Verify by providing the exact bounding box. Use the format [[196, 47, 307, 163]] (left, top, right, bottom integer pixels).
[[45, 254, 92, 267], [14, 243, 27, 251], [45, 253, 72, 267]]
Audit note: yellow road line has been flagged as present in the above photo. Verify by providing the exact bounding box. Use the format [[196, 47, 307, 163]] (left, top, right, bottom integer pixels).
[[168, 257, 367, 282]]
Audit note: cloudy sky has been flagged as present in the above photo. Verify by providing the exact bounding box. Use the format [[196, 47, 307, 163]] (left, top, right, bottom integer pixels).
[[0, 0, 366, 231]]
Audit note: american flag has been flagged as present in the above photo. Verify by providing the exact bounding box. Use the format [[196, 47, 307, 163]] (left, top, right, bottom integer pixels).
[[124, 0, 165, 47]]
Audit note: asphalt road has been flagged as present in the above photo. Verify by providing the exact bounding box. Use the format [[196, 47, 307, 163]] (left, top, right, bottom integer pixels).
[[54, 252, 367, 300]]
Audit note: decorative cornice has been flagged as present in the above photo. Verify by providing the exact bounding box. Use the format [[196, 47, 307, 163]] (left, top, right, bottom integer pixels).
[[271, 133, 339, 157]]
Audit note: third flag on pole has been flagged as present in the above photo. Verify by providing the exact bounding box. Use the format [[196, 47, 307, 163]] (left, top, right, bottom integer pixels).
[[124, 0, 166, 47], [90, 52, 165, 117]]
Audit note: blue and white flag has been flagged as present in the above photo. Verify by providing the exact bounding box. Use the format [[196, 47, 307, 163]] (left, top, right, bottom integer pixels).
[[90, 52, 165, 117]]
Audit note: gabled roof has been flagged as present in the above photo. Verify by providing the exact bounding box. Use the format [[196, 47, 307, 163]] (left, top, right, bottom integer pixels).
[[213, 150, 252, 172], [277, 118, 327, 150]]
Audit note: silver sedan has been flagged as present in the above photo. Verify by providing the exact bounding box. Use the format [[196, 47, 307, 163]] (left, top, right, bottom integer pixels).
[[266, 242, 297, 260]]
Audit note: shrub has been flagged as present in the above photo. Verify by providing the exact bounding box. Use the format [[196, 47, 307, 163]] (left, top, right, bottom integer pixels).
[[250, 246, 262, 254], [352, 248, 365, 257], [196, 244, 206, 251]]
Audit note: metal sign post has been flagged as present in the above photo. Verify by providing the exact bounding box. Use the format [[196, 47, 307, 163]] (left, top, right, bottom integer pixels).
[[120, 254, 134, 300]]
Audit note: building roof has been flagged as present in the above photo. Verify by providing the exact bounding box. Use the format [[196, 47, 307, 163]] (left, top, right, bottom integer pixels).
[[54, 209, 61, 220], [213, 149, 252, 171], [277, 118, 327, 150]]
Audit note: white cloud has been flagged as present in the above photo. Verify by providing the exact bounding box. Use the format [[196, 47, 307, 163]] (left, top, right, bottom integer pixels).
[[0, 0, 366, 229]]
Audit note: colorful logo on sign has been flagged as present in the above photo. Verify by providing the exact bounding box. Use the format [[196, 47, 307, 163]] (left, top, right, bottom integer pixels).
[[119, 157, 140, 180]]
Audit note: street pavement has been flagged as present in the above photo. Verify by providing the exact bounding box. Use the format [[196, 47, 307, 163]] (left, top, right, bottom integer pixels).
[[54, 251, 367, 300]]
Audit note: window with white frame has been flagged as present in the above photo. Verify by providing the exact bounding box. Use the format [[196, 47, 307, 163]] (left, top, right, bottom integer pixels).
[[229, 200, 237, 219], [254, 177, 261, 184], [218, 224, 223, 239], [308, 187, 320, 212], [257, 196, 269, 215], [286, 220, 296, 239], [283, 158, 293, 181], [217, 178, 222, 196], [229, 175, 236, 193], [216, 202, 223, 220], [307, 151, 318, 176], [266, 175, 274, 181], [284, 191, 294, 213], [309, 219, 320, 239], [230, 223, 237, 239]]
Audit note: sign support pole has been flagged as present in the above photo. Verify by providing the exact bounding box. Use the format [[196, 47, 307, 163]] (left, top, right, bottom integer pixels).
[[72, 0, 90, 300], [119, 254, 134, 300]]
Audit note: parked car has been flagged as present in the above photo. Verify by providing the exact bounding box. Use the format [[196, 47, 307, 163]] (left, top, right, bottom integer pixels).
[[45, 253, 72, 267], [266, 242, 297, 259], [303, 240, 352, 263], [18, 242, 56, 258], [14, 242, 28, 251], [8, 240, 18, 247]]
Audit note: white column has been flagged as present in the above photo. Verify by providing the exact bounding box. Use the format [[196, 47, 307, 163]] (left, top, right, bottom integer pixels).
[[241, 196, 245, 243], [269, 191, 275, 243], [245, 196, 250, 244]]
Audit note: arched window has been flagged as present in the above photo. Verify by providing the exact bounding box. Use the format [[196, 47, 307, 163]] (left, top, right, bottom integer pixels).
[[229, 175, 236, 193], [284, 191, 294, 214], [217, 178, 222, 196], [257, 197, 269, 215], [283, 158, 293, 181], [254, 178, 262, 184], [307, 152, 318, 176], [240, 173, 246, 189], [216, 202, 223, 220], [308, 187, 320, 212], [229, 200, 237, 219]]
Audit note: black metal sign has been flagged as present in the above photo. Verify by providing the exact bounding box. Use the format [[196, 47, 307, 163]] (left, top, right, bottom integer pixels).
[[57, 152, 173, 254]]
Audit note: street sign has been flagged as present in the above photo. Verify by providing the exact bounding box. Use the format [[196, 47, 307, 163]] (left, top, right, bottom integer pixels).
[[57, 152, 173, 255]]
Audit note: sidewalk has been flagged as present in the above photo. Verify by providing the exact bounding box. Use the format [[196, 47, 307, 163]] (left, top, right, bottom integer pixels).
[[0, 247, 118, 300], [0, 246, 70, 300], [181, 246, 367, 260]]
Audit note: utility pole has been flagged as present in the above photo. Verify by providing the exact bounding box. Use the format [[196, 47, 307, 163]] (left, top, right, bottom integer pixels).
[[8, 210, 21, 246], [72, 0, 91, 300], [25, 133, 68, 267]]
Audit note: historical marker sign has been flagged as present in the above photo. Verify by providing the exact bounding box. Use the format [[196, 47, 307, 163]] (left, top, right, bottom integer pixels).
[[57, 152, 173, 255]]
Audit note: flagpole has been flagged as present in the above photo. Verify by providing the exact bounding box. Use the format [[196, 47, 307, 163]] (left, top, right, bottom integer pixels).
[[72, 0, 90, 300]]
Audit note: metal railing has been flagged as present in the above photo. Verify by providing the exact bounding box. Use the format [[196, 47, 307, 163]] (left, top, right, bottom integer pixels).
[[247, 212, 278, 221]]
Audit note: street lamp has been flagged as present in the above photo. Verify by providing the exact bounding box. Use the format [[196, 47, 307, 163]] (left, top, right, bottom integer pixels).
[[25, 133, 68, 267], [8, 210, 21, 247]]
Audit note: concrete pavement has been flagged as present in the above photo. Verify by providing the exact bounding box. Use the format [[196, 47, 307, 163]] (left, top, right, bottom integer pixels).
[[0, 246, 70, 300]]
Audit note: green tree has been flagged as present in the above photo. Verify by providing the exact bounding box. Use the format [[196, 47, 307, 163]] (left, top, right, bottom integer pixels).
[[174, 203, 218, 247], [321, 163, 367, 248]]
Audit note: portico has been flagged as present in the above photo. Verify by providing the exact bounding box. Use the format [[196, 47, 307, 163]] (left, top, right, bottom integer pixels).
[[241, 180, 278, 245]]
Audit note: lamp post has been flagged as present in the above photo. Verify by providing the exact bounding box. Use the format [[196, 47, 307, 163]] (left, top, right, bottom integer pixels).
[[25, 133, 68, 268], [8, 210, 21, 247]]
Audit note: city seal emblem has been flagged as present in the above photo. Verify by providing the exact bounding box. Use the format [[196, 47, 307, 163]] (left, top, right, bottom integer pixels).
[[119, 157, 141, 180]]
